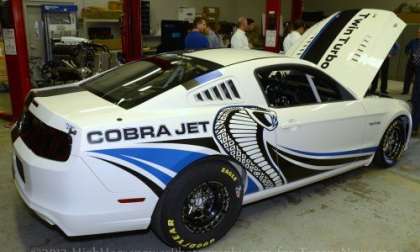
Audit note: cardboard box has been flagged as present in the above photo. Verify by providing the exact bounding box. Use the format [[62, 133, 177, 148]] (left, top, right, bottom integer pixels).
[[397, 13, 420, 23], [82, 7, 122, 20], [178, 7, 196, 23], [108, 1, 122, 11], [93, 38, 122, 50], [203, 7, 220, 20]]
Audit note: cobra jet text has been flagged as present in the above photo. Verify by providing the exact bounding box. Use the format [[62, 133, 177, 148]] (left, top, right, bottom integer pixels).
[[87, 121, 210, 144]]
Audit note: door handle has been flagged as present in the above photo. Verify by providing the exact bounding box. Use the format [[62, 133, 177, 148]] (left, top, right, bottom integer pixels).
[[279, 119, 299, 129]]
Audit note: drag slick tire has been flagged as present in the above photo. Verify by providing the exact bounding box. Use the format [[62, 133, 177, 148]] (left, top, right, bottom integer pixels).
[[151, 159, 243, 250], [374, 117, 408, 168]]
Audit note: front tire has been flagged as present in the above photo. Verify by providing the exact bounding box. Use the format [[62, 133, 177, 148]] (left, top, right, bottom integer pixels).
[[373, 117, 408, 168], [151, 159, 243, 250]]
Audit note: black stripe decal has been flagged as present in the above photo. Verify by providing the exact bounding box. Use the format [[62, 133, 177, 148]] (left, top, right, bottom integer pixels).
[[274, 146, 372, 166], [302, 9, 360, 63], [267, 144, 324, 182], [96, 158, 163, 197], [267, 143, 373, 183], [32, 85, 85, 97], [153, 137, 221, 152]]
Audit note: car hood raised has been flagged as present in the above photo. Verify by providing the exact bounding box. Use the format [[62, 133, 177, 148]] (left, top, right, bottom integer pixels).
[[287, 9, 406, 98]]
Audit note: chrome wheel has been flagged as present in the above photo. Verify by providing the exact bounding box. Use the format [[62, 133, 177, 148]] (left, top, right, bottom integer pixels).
[[382, 120, 405, 164], [182, 181, 230, 234]]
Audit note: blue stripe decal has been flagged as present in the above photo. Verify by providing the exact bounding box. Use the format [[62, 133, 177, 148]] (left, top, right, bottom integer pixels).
[[194, 70, 223, 84], [92, 148, 208, 184], [113, 155, 173, 184], [93, 150, 172, 185], [281, 146, 378, 157], [300, 12, 341, 59], [245, 176, 259, 195]]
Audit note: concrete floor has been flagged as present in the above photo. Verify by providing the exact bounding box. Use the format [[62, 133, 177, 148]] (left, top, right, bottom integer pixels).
[[1, 82, 420, 252]]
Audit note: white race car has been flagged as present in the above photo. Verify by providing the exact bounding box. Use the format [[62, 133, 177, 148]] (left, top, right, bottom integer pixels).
[[12, 9, 411, 250]]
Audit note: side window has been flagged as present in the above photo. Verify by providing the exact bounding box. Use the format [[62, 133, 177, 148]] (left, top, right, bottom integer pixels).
[[255, 68, 318, 108], [310, 72, 354, 103]]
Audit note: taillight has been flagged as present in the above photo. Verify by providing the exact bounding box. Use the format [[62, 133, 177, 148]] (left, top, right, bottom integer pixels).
[[24, 91, 35, 108], [11, 124, 19, 143], [11, 91, 34, 143], [15, 157, 25, 183], [19, 112, 72, 162]]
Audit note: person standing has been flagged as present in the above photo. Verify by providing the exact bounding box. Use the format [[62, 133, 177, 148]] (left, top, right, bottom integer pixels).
[[246, 18, 263, 49], [185, 17, 209, 50], [207, 21, 223, 49], [412, 65, 420, 136], [231, 17, 250, 49], [411, 39, 420, 136], [370, 43, 400, 95], [402, 28, 420, 95], [283, 20, 305, 53]]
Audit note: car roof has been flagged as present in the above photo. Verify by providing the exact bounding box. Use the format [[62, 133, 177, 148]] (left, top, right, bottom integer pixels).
[[184, 49, 285, 66]]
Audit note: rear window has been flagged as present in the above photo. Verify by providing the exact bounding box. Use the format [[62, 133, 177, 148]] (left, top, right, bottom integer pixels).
[[82, 54, 221, 109]]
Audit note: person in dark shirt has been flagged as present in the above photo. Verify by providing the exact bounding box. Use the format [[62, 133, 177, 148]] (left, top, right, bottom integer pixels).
[[246, 18, 263, 49], [370, 43, 400, 95], [185, 17, 209, 50], [413, 68, 420, 136], [402, 29, 420, 95]]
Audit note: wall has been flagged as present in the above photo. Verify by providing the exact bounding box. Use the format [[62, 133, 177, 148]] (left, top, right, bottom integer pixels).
[[148, 0, 238, 35], [77, 0, 265, 35], [24, 0, 293, 38], [282, 0, 292, 22], [77, 0, 296, 35]]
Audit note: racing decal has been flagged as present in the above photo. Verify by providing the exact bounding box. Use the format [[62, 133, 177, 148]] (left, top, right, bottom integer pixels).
[[319, 12, 371, 69], [154, 137, 220, 152], [182, 70, 223, 90], [274, 146, 374, 166], [213, 106, 286, 189], [267, 144, 330, 182], [245, 175, 260, 194], [96, 158, 164, 196], [195, 70, 223, 85], [90, 147, 209, 194], [267, 143, 376, 182], [301, 10, 361, 64], [280, 145, 377, 157], [213, 106, 378, 191], [87, 121, 210, 144]]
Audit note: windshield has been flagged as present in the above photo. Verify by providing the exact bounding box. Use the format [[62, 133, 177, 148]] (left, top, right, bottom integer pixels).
[[82, 54, 221, 109]]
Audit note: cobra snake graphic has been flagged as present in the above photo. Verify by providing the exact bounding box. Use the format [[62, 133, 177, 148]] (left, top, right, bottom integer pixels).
[[213, 106, 285, 188]]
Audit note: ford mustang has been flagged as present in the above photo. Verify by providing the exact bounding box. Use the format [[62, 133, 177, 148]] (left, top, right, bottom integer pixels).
[[11, 9, 411, 250]]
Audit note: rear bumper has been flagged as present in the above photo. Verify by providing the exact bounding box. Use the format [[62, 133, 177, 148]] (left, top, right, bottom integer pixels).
[[13, 138, 153, 236]]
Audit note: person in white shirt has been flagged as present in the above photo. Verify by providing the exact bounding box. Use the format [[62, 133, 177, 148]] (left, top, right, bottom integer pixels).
[[283, 20, 305, 53], [231, 17, 250, 49]]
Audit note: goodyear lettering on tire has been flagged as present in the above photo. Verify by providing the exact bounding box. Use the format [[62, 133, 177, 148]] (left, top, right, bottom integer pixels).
[[167, 219, 216, 249]]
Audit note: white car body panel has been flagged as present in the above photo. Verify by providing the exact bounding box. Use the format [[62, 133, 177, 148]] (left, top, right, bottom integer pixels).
[[11, 9, 411, 237]]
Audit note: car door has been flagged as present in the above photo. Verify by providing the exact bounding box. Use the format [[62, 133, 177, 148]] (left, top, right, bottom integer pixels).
[[255, 64, 373, 183]]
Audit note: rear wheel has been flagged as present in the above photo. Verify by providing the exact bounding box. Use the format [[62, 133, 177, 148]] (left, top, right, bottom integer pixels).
[[374, 117, 408, 168], [151, 159, 243, 250]]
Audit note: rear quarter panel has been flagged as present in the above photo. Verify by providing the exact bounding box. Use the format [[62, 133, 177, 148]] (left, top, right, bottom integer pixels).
[[361, 96, 412, 149]]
